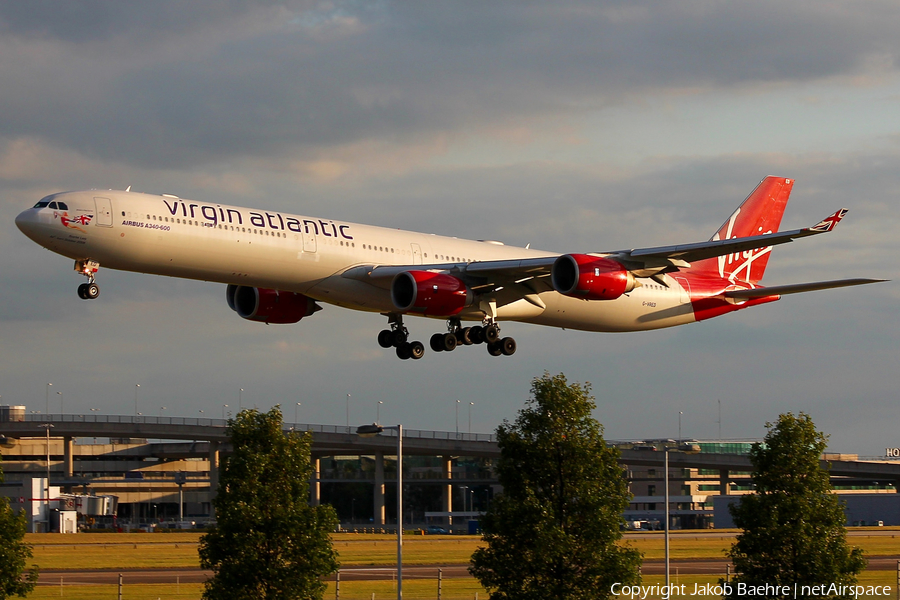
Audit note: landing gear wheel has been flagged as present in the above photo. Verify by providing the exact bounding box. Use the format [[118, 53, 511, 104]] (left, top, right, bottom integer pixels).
[[430, 333, 445, 352], [77, 283, 89, 299], [487, 341, 503, 356], [458, 327, 473, 345], [441, 333, 458, 352], [378, 330, 394, 348], [391, 329, 409, 347], [396, 343, 412, 360], [500, 337, 517, 356], [86, 283, 100, 299], [484, 324, 501, 344], [409, 341, 425, 360], [469, 325, 485, 344]]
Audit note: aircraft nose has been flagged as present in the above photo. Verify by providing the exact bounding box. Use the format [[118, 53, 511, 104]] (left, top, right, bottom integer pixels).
[[15, 208, 38, 239]]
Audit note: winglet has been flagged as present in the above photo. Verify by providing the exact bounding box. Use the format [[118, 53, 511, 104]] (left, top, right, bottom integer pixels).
[[809, 208, 848, 233]]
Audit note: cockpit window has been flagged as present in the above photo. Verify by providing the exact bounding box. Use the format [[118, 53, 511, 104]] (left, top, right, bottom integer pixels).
[[34, 193, 58, 208], [48, 202, 58, 209], [56, 202, 68, 210]]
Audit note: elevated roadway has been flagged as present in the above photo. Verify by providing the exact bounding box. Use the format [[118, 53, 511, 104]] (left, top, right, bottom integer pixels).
[[2, 415, 899, 488]]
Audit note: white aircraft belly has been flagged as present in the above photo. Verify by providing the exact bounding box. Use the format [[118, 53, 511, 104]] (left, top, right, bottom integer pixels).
[[520, 284, 695, 332]]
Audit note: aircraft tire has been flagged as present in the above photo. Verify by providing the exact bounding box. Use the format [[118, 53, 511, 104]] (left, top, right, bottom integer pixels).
[[430, 333, 445, 352], [77, 283, 89, 299], [500, 337, 517, 356], [86, 283, 100, 299], [442, 333, 458, 352], [378, 330, 394, 348], [484, 324, 501, 344], [391, 329, 408, 347], [469, 325, 484, 344], [486, 341, 503, 357], [458, 327, 473, 345], [409, 341, 425, 360], [396, 343, 412, 360]]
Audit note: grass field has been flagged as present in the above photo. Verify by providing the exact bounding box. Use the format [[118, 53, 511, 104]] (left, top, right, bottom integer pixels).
[[26, 531, 900, 571], [23, 530, 900, 599], [31, 579, 490, 600], [28, 571, 900, 600]]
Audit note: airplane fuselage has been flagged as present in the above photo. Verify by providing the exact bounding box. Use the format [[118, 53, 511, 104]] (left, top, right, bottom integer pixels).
[[16, 189, 707, 332]]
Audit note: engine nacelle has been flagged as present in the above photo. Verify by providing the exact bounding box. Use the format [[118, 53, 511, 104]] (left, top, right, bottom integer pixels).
[[226, 284, 321, 324], [551, 254, 636, 301], [391, 271, 472, 316]]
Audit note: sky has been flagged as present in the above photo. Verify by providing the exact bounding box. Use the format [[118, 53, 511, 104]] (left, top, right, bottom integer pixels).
[[1, 1, 898, 455]]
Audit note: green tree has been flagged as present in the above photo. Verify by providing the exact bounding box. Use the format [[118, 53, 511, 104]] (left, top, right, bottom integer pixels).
[[725, 412, 865, 599], [470, 373, 641, 600], [199, 408, 339, 600], [0, 449, 38, 599]]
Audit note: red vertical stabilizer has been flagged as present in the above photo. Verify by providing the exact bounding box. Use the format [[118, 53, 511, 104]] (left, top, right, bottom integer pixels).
[[690, 176, 793, 284]]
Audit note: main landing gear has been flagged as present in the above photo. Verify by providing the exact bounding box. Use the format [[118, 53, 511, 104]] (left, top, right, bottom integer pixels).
[[378, 315, 516, 360], [429, 318, 516, 357], [75, 259, 101, 300], [377, 315, 425, 360]]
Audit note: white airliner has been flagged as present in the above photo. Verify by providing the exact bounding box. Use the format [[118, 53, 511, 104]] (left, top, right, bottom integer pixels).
[[16, 177, 883, 359]]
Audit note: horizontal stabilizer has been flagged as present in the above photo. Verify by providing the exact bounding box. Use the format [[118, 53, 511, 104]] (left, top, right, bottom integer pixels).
[[724, 278, 887, 299]]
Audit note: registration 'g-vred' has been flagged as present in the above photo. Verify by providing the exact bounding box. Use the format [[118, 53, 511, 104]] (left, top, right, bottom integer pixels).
[[16, 177, 884, 360]]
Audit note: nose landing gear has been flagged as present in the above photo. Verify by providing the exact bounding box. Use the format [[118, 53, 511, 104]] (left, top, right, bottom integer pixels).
[[75, 259, 101, 300]]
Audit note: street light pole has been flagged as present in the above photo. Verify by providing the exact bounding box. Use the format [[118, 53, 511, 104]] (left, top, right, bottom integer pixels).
[[455, 400, 460, 439], [377, 401, 383, 424], [134, 384, 140, 417], [57, 391, 63, 414], [295, 402, 301, 424], [664, 447, 670, 588], [46, 383, 52, 414], [346, 394, 351, 428], [468, 402, 473, 434], [222, 404, 228, 420], [356, 422, 403, 600], [397, 423, 403, 599]]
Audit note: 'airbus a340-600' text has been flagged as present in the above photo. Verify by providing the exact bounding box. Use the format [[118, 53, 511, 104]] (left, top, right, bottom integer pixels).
[[16, 177, 884, 360]]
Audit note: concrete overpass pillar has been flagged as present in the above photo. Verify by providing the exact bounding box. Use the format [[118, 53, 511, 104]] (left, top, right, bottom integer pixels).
[[208, 441, 220, 517], [374, 451, 385, 526], [309, 458, 320, 506], [63, 436, 74, 478], [719, 469, 730, 495], [442, 455, 453, 526]]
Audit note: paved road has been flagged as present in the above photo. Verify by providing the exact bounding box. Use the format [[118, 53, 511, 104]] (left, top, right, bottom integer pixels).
[[37, 557, 900, 585]]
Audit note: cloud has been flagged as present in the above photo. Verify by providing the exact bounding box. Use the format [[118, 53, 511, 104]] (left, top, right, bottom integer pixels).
[[1, 2, 897, 454], [2, 1, 900, 170]]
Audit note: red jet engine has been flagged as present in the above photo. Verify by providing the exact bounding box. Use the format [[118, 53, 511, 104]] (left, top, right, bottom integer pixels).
[[391, 271, 472, 316], [226, 285, 321, 324], [551, 254, 636, 300]]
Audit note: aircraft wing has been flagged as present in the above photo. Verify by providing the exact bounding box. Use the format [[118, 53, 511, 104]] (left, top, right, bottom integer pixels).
[[606, 209, 849, 276], [341, 256, 559, 294], [724, 278, 887, 299], [341, 209, 855, 295]]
